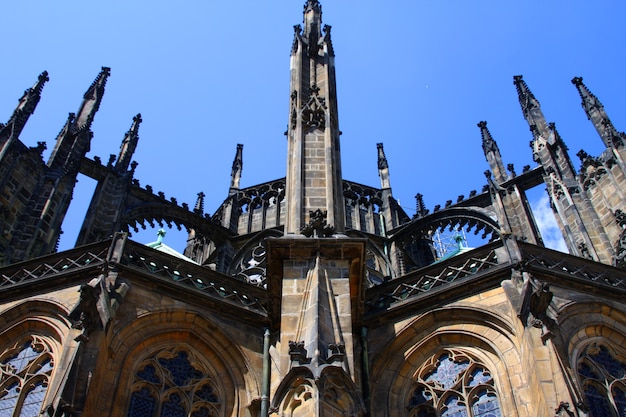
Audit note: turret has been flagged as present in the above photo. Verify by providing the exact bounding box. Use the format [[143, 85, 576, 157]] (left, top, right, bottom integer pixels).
[[478, 121, 508, 183], [285, 1, 344, 234], [115, 114, 141, 174]]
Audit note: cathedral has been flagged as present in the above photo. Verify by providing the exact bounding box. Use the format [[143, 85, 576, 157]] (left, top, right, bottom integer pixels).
[[2, 1, 626, 416]]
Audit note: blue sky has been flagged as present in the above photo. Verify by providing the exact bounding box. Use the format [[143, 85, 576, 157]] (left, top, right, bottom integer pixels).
[[1, 1, 625, 252]]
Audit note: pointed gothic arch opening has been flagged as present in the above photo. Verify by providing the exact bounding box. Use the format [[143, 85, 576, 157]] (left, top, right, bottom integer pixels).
[[0, 300, 71, 417], [576, 341, 626, 417], [90, 310, 258, 417], [126, 346, 223, 417], [369, 307, 519, 417], [407, 348, 502, 417]]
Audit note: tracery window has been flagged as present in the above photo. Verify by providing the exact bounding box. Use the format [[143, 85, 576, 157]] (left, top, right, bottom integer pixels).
[[578, 343, 626, 417], [407, 349, 501, 417], [0, 335, 54, 417], [127, 347, 222, 417]]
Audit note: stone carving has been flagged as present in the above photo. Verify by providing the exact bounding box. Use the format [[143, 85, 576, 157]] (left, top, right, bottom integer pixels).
[[289, 341, 309, 364], [301, 209, 334, 237], [68, 267, 129, 340], [520, 279, 555, 343], [301, 84, 327, 131]]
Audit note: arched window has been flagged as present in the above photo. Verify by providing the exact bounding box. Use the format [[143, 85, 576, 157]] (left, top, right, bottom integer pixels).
[[0, 335, 54, 417], [126, 347, 222, 417], [407, 349, 502, 417], [578, 343, 626, 417]]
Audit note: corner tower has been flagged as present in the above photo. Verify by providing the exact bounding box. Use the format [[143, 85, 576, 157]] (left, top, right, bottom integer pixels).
[[285, 0, 345, 235]]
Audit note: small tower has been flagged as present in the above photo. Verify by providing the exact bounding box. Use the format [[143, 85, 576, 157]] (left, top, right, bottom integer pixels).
[[285, 0, 344, 235]]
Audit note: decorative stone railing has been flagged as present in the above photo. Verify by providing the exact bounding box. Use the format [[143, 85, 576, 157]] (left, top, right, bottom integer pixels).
[[364, 240, 506, 323]]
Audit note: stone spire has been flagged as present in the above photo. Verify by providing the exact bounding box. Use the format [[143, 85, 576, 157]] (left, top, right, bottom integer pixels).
[[48, 67, 110, 172], [513, 75, 550, 140], [572, 76, 625, 149], [115, 114, 141, 174], [230, 144, 243, 192], [285, 0, 344, 235], [0, 71, 48, 151], [479, 121, 508, 183]]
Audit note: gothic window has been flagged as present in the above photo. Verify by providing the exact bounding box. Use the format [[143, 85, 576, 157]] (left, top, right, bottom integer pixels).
[[578, 343, 626, 417], [0, 336, 54, 417], [127, 348, 221, 417], [407, 349, 502, 417]]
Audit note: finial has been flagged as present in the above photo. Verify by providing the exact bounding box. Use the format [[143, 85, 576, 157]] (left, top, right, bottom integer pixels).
[[513, 75, 539, 117], [478, 121, 495, 150], [194, 192, 205, 214], [376, 143, 388, 170], [414, 193, 428, 218], [230, 144, 244, 190]]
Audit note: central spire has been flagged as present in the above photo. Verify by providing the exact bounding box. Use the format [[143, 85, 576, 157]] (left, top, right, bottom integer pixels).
[[285, 1, 344, 235]]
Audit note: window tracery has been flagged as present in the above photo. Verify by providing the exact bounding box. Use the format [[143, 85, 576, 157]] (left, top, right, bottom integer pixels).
[[577, 343, 626, 417], [408, 349, 501, 417], [126, 347, 222, 417], [0, 335, 54, 417]]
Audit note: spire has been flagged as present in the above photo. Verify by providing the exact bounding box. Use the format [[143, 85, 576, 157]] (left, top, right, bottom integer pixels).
[[75, 67, 110, 130], [48, 67, 110, 171], [513, 75, 550, 139], [230, 144, 243, 191], [478, 121, 508, 183], [115, 113, 141, 174], [377, 143, 391, 189], [0, 71, 49, 145], [572, 76, 624, 149], [194, 192, 205, 214]]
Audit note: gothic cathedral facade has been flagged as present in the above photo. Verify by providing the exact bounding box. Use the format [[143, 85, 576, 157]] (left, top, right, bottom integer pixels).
[[1, 2, 626, 416]]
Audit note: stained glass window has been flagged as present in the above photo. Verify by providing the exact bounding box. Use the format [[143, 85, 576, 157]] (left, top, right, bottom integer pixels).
[[408, 349, 502, 417], [578, 343, 626, 417], [0, 336, 54, 417], [126, 347, 221, 417]]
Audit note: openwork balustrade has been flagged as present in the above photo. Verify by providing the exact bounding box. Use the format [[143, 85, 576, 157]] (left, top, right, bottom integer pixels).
[[365, 241, 504, 318], [121, 241, 269, 316], [519, 242, 626, 291], [0, 242, 109, 289]]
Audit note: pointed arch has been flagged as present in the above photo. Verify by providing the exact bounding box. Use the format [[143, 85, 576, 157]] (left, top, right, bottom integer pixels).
[[557, 301, 626, 416], [369, 306, 520, 417], [86, 310, 259, 417], [0, 299, 73, 417]]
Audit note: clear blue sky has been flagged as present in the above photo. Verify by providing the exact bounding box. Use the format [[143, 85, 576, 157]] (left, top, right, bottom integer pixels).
[[1, 1, 625, 251]]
